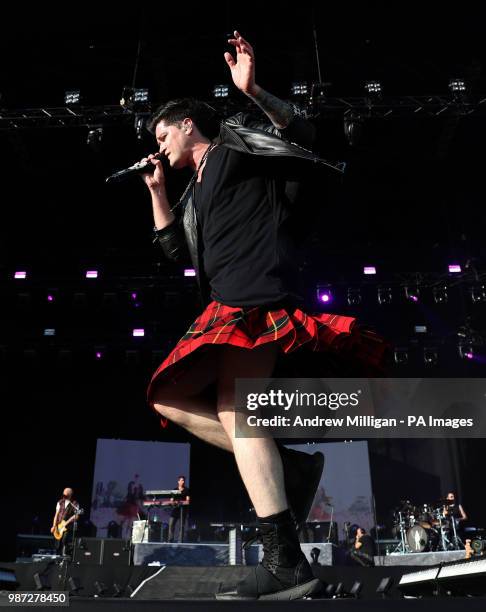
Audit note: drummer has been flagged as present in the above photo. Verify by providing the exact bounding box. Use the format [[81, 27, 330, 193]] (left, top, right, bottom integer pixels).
[[443, 492, 467, 523]]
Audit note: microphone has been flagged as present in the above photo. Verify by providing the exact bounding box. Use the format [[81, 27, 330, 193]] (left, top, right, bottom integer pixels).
[[105, 154, 163, 184]]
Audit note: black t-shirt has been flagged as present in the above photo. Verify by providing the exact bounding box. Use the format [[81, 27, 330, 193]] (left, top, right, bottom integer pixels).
[[192, 145, 303, 307], [170, 487, 190, 518]]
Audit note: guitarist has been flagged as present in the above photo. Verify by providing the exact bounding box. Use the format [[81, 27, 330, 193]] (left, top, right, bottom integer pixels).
[[51, 488, 80, 556]]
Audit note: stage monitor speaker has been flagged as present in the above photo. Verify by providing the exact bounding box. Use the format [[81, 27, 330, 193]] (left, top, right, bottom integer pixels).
[[102, 539, 131, 566], [73, 537, 103, 565]]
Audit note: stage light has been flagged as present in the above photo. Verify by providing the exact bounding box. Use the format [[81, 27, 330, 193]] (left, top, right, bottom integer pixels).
[[393, 347, 409, 365], [68, 576, 83, 594], [325, 584, 335, 597], [184, 268, 196, 277], [43, 329, 56, 337], [132, 328, 145, 337], [433, 285, 448, 304], [404, 286, 420, 302], [363, 266, 376, 275], [213, 84, 229, 98], [94, 581, 107, 597], [34, 572, 51, 590], [349, 581, 362, 598], [458, 344, 474, 360], [423, 347, 438, 366], [334, 582, 344, 598], [95, 351, 103, 360], [87, 126, 103, 146], [449, 78, 467, 101], [365, 81, 382, 98], [317, 285, 333, 304], [347, 287, 362, 305], [120, 87, 149, 108], [64, 90, 81, 105], [470, 284, 486, 303], [376, 576, 393, 598], [112, 583, 123, 597], [291, 82, 308, 97], [414, 325, 427, 334], [85, 270, 98, 279], [377, 286, 392, 305], [448, 264, 461, 274], [135, 115, 144, 140], [46, 294, 55, 302], [14, 271, 27, 279]]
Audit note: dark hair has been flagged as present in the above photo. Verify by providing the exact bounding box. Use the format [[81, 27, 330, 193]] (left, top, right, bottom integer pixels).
[[178, 475, 186, 480], [147, 98, 221, 139]]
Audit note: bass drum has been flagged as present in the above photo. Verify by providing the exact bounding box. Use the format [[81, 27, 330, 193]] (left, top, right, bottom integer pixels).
[[406, 525, 428, 552]]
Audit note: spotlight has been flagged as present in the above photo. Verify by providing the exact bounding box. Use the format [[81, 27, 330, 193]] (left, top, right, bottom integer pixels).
[[68, 576, 83, 594], [317, 285, 333, 304], [184, 268, 196, 277], [134, 115, 145, 140], [365, 81, 382, 99], [46, 294, 55, 303], [448, 264, 462, 274], [43, 329, 56, 337], [363, 266, 376, 275], [132, 328, 145, 337], [87, 126, 103, 146], [414, 325, 427, 334], [377, 286, 392, 305], [394, 347, 409, 365], [325, 584, 336, 597], [449, 78, 467, 101], [120, 87, 149, 108], [343, 114, 363, 147], [470, 284, 486, 303], [347, 287, 362, 305], [334, 582, 345, 598], [376, 576, 393, 598], [14, 271, 27, 279], [85, 270, 99, 279], [64, 90, 81, 105], [433, 285, 448, 304], [291, 82, 308, 97], [34, 573, 50, 590], [458, 344, 474, 360], [112, 583, 123, 597], [350, 581, 362, 598], [423, 347, 438, 366], [212, 84, 229, 98], [404, 285, 420, 302], [94, 581, 107, 597]]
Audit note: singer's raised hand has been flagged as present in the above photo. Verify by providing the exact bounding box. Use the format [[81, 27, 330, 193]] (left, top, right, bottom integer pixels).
[[140, 153, 166, 192], [224, 30, 259, 97]]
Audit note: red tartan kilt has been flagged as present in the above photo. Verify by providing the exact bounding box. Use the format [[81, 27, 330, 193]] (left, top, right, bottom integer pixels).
[[147, 300, 390, 403]]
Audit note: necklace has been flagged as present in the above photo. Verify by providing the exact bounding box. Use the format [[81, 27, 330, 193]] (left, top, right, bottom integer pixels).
[[170, 142, 216, 212]]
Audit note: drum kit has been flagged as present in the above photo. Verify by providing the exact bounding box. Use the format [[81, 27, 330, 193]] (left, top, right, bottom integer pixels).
[[391, 498, 463, 553]]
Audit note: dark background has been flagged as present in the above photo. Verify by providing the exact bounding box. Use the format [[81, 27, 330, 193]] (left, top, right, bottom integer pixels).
[[1, 2, 485, 560]]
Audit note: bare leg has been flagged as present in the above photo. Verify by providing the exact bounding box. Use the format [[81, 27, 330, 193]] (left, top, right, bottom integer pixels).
[[152, 349, 232, 451], [216, 344, 288, 517]]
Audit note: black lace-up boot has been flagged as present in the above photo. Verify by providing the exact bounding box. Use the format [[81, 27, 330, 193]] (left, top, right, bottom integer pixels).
[[216, 510, 322, 600]]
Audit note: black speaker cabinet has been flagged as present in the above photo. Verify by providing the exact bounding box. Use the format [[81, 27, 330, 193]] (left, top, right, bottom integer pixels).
[[73, 537, 103, 565], [102, 539, 132, 566]]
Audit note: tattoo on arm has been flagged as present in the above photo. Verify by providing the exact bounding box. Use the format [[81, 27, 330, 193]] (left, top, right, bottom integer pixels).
[[248, 87, 295, 129]]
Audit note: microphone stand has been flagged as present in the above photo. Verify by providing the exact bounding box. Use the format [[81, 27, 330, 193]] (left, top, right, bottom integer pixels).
[[326, 504, 334, 543]]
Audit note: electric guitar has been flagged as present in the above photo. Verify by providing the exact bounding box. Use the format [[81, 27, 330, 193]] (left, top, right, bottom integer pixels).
[[52, 507, 84, 540]]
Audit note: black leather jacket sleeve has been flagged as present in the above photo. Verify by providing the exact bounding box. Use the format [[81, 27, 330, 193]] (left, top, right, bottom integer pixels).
[[153, 220, 189, 263]]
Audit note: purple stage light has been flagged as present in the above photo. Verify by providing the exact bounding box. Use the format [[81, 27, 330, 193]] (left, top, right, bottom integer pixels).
[[14, 271, 27, 279], [316, 286, 333, 304], [465, 352, 474, 360], [184, 268, 196, 277], [363, 266, 376, 275], [131, 292, 138, 300], [133, 328, 145, 337], [448, 264, 461, 274], [86, 270, 99, 279], [47, 294, 55, 302], [95, 351, 103, 359]]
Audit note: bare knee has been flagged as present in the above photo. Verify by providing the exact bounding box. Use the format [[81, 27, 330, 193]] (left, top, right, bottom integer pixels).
[[153, 401, 190, 427]]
